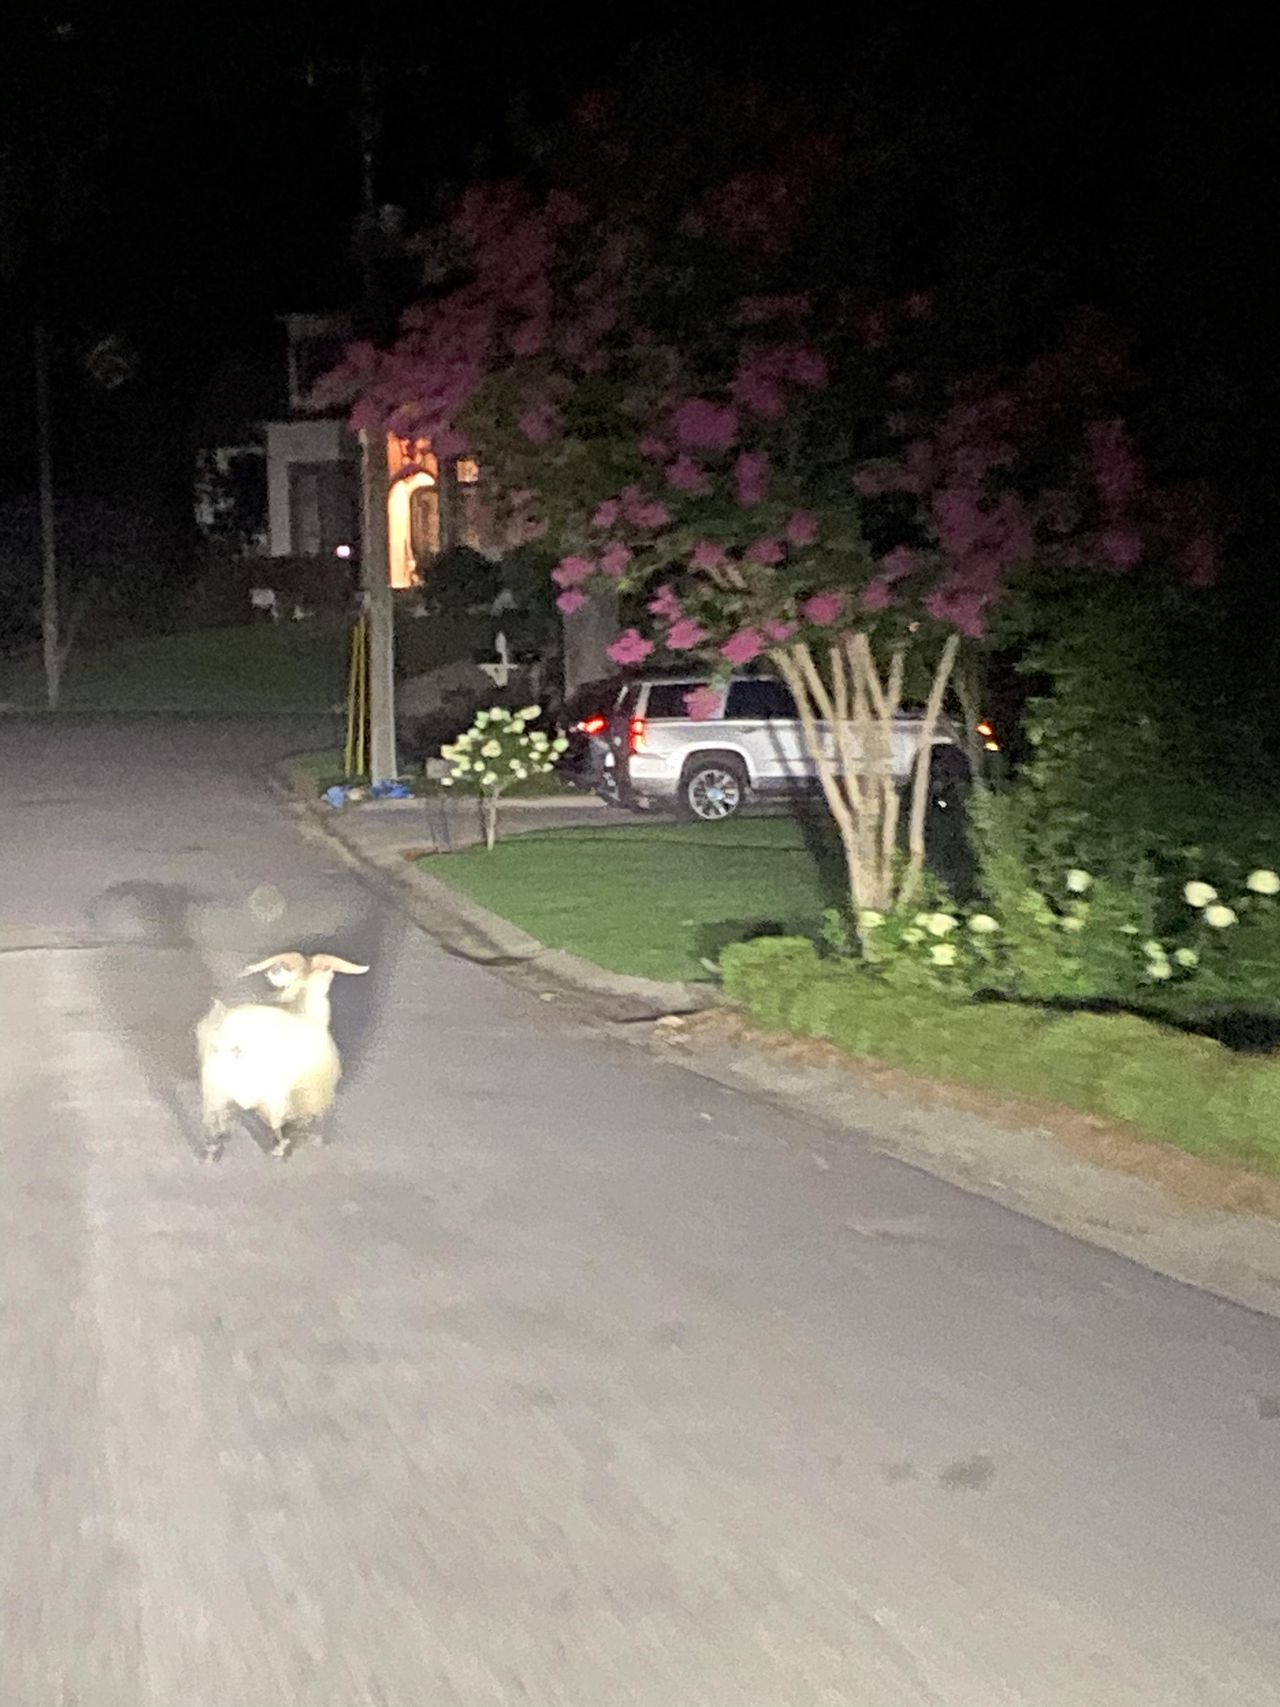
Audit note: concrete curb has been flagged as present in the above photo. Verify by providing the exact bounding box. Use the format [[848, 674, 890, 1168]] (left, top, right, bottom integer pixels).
[[269, 762, 1280, 1321], [269, 765, 724, 1022]]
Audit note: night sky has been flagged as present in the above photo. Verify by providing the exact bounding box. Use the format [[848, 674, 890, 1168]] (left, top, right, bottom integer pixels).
[[1, 9, 1273, 546]]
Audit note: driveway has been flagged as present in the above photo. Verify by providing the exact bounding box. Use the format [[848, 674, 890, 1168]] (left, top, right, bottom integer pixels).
[[2, 714, 1279, 1705]]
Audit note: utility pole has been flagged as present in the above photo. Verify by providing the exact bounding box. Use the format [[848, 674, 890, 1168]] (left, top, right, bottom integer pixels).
[[34, 322, 62, 710], [355, 51, 398, 782]]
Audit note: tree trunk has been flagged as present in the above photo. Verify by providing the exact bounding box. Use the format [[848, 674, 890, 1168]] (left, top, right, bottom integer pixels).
[[898, 632, 961, 913], [562, 588, 619, 696]]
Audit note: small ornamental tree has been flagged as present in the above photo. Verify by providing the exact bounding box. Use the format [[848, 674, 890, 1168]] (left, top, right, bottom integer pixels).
[[323, 114, 1217, 923], [440, 706, 567, 850]]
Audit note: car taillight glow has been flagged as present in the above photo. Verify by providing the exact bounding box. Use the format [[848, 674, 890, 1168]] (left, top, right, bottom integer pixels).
[[577, 715, 607, 735], [976, 717, 1000, 752], [628, 715, 648, 754]]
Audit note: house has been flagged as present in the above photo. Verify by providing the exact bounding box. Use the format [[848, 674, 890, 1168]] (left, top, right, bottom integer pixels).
[[195, 314, 500, 590], [263, 313, 508, 588]]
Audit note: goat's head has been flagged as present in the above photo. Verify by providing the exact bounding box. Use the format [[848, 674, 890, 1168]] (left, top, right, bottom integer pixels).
[[241, 951, 369, 1005]]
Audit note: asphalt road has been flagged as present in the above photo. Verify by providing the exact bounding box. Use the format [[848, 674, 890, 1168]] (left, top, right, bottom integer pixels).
[[3, 715, 1280, 1706]]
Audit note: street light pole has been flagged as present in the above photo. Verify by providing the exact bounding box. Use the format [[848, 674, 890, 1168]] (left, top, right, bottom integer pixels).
[[354, 52, 397, 784], [34, 321, 62, 711], [359, 426, 397, 782]]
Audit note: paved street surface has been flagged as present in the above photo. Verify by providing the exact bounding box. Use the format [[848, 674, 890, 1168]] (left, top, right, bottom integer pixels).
[[4, 714, 1280, 1706]]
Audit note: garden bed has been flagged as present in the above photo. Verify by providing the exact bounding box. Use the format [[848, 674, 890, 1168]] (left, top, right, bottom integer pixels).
[[721, 935, 1280, 1173]]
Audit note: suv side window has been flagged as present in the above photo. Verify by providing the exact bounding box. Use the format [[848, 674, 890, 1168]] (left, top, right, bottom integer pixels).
[[645, 683, 705, 719], [725, 679, 798, 720]]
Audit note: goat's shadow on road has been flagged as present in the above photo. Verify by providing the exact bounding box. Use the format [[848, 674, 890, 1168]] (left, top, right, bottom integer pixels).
[[86, 881, 399, 1158]]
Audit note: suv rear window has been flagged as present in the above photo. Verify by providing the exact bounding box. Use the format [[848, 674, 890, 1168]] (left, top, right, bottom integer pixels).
[[726, 679, 798, 720], [644, 683, 706, 719]]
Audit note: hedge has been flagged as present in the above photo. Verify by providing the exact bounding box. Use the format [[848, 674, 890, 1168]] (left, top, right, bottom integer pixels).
[[719, 937, 1280, 1172]]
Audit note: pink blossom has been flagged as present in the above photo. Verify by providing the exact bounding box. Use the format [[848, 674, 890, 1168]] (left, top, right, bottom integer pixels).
[[788, 346, 828, 387], [575, 91, 609, 130], [787, 511, 819, 547], [879, 545, 918, 583], [545, 189, 587, 228], [508, 320, 546, 357], [556, 589, 588, 614], [1098, 526, 1144, 571], [731, 359, 787, 420], [629, 499, 672, 530], [648, 584, 683, 620], [746, 537, 785, 566], [690, 540, 727, 571], [667, 455, 712, 495], [933, 488, 988, 557], [738, 292, 813, 324], [721, 628, 764, 665], [552, 554, 594, 589], [607, 628, 655, 667], [857, 310, 888, 350], [685, 686, 720, 721], [591, 498, 622, 529], [1087, 418, 1145, 511], [1181, 533, 1219, 588], [853, 464, 893, 497], [638, 435, 670, 460], [620, 485, 673, 528], [802, 591, 846, 627], [861, 579, 894, 611], [433, 427, 471, 458], [667, 618, 709, 650], [518, 404, 561, 444], [673, 398, 739, 450], [598, 540, 633, 578], [763, 620, 796, 643], [926, 586, 989, 638], [734, 451, 771, 507]]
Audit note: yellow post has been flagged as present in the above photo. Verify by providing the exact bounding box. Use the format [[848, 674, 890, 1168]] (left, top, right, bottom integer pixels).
[[344, 615, 370, 780]]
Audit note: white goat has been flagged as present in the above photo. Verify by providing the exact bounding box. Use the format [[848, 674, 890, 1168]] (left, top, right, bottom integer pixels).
[[195, 951, 368, 1162]]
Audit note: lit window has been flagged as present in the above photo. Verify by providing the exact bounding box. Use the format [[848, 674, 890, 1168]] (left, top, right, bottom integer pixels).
[[456, 458, 481, 485]]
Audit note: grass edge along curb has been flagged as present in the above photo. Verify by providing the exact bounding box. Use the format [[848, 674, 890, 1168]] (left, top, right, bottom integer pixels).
[[720, 937, 1280, 1174], [269, 761, 722, 1021]]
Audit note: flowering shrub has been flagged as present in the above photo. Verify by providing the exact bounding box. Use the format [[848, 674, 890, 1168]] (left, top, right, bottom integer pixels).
[[440, 706, 567, 849], [819, 853, 1280, 1020]]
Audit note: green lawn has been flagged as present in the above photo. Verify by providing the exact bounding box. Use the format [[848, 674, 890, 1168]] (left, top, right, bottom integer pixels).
[[429, 816, 845, 981], [0, 621, 348, 714]]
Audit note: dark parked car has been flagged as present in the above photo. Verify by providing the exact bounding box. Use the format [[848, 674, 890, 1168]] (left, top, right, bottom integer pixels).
[[553, 675, 627, 790]]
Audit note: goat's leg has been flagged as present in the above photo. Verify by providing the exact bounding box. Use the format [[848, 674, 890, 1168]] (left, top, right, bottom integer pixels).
[[268, 1116, 298, 1159], [200, 1087, 231, 1163]]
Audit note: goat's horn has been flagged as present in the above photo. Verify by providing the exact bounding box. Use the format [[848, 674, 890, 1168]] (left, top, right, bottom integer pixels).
[[308, 954, 370, 975], [240, 952, 307, 978]]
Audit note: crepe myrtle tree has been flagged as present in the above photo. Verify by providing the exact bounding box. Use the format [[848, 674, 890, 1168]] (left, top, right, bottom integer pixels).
[[552, 313, 1220, 922], [320, 155, 1217, 923]]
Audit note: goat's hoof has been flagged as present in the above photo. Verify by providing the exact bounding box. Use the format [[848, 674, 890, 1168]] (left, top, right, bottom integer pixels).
[[271, 1138, 293, 1160], [202, 1143, 224, 1165]]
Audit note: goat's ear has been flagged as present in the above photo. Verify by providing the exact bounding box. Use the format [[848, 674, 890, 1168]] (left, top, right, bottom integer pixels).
[[240, 951, 307, 979], [309, 954, 370, 976]]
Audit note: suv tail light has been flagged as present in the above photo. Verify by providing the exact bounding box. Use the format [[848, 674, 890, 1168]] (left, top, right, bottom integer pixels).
[[976, 718, 1000, 753], [576, 715, 607, 735], [628, 715, 648, 754]]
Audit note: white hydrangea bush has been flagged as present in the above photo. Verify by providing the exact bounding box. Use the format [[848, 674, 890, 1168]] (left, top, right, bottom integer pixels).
[[440, 706, 568, 849], [821, 862, 1280, 1009]]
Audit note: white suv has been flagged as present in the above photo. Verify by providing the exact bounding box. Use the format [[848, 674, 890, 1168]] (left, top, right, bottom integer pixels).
[[597, 672, 967, 821]]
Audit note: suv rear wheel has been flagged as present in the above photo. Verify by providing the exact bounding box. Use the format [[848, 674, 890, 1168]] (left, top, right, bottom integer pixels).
[[678, 753, 748, 821]]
